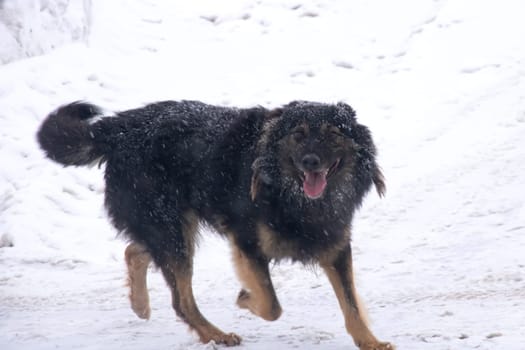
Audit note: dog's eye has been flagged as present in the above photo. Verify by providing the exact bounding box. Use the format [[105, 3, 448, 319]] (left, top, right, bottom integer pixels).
[[330, 130, 344, 138], [292, 130, 306, 142]]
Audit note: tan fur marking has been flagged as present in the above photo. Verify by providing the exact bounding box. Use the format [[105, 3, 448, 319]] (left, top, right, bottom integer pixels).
[[230, 241, 282, 321], [317, 227, 352, 264], [320, 253, 394, 349], [158, 210, 241, 346], [320, 123, 343, 136], [125, 242, 152, 319], [257, 222, 300, 261], [182, 210, 200, 257], [259, 223, 351, 263], [162, 257, 242, 346]]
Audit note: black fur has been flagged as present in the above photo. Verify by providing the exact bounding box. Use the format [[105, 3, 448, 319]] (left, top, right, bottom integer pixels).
[[38, 100, 383, 264], [37, 99, 388, 347]]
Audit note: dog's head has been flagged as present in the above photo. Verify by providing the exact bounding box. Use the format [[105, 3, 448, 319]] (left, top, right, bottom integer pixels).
[[252, 101, 385, 201]]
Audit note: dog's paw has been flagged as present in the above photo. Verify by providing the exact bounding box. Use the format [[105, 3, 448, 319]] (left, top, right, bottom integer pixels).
[[236, 288, 282, 321], [236, 289, 250, 309], [221, 332, 242, 347], [131, 299, 151, 320], [202, 331, 242, 347], [129, 287, 151, 319], [358, 341, 395, 350]]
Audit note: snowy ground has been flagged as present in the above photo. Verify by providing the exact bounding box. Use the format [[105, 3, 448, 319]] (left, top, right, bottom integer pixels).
[[1, 1, 525, 349]]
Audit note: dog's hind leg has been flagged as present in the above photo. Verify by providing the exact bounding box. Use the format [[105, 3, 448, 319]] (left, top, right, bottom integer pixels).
[[154, 211, 241, 346], [231, 243, 282, 321], [320, 245, 394, 350], [125, 242, 152, 319], [159, 254, 242, 346]]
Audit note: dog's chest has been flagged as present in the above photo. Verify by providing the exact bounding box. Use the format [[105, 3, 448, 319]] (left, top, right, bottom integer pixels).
[[256, 221, 347, 262]]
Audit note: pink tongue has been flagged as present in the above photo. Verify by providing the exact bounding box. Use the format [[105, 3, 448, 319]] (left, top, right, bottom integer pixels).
[[303, 171, 327, 198]]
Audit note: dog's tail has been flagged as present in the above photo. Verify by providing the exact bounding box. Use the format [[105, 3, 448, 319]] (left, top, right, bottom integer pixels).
[[37, 101, 112, 166]]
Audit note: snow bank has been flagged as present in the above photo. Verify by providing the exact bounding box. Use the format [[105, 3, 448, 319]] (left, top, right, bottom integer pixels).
[[0, 0, 92, 64]]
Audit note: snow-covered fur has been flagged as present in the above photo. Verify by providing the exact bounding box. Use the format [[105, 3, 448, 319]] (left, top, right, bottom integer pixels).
[[37, 100, 391, 349]]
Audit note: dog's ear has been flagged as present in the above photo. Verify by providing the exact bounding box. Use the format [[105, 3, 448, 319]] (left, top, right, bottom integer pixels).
[[334, 102, 357, 136], [266, 107, 283, 120], [336, 102, 356, 119], [250, 170, 261, 201], [250, 157, 274, 201], [373, 167, 386, 198], [251, 109, 281, 201], [351, 122, 385, 198]]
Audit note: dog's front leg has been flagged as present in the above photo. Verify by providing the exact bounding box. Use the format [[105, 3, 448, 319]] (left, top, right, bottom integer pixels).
[[320, 245, 394, 350], [231, 243, 282, 321]]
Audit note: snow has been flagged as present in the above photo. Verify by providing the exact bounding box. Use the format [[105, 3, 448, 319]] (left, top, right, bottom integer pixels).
[[0, 0, 92, 64], [1, 0, 524, 349]]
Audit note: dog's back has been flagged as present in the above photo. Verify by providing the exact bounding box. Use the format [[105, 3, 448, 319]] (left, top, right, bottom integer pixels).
[[38, 100, 240, 165], [37, 100, 267, 261]]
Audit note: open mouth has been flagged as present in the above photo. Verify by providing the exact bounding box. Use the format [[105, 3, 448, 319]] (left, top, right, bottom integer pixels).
[[301, 159, 340, 199]]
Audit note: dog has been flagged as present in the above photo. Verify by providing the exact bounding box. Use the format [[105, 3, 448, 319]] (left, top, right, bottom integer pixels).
[[37, 100, 393, 349]]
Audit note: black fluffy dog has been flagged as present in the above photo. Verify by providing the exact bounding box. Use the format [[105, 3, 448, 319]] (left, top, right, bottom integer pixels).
[[37, 100, 392, 349]]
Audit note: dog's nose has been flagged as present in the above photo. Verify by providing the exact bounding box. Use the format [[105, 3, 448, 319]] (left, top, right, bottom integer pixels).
[[301, 154, 321, 171]]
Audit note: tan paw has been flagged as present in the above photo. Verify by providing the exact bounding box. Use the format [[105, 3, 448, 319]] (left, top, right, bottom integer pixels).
[[202, 331, 242, 347], [359, 341, 395, 350], [236, 289, 282, 321], [130, 297, 151, 319], [236, 289, 251, 309], [129, 282, 151, 319]]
